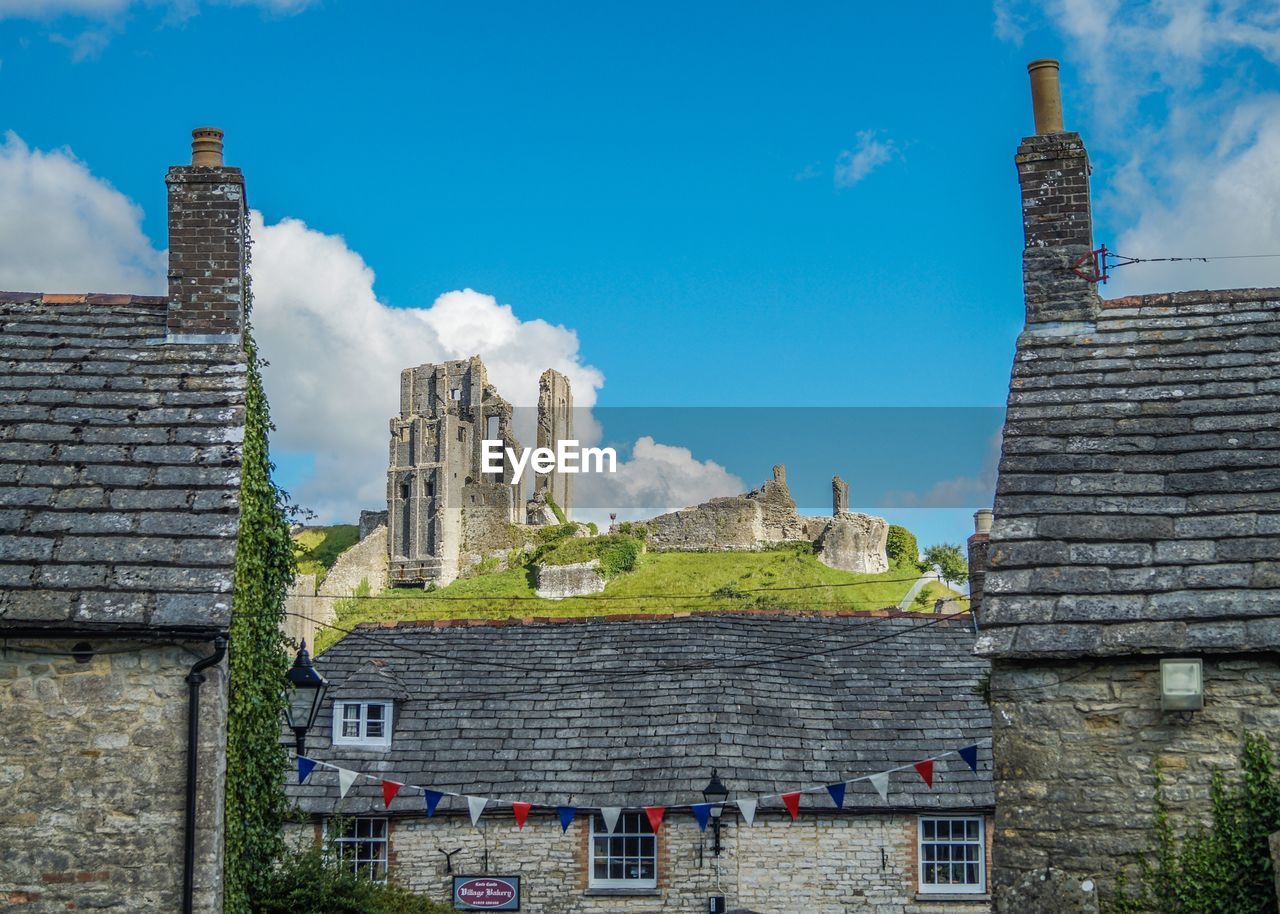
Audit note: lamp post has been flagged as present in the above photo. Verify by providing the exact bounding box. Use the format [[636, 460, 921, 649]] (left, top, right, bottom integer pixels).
[[284, 641, 328, 756], [702, 769, 729, 857]]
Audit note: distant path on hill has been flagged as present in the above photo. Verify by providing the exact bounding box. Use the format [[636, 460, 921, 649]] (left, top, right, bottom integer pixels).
[[897, 566, 942, 610]]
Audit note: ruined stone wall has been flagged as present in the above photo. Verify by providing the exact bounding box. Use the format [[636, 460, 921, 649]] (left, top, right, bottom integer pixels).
[[1, 641, 227, 913], [643, 496, 765, 551], [990, 656, 1280, 912], [288, 812, 991, 914], [536, 369, 573, 517], [816, 513, 890, 574]]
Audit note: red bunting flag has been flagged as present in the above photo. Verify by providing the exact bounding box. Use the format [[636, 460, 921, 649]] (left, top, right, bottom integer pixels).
[[782, 792, 801, 820], [512, 802, 531, 830], [644, 806, 665, 833], [914, 760, 935, 789], [382, 780, 403, 808]]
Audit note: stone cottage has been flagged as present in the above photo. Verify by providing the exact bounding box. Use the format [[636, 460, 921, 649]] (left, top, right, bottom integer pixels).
[[287, 612, 993, 913], [975, 60, 1280, 911], [0, 128, 248, 913]]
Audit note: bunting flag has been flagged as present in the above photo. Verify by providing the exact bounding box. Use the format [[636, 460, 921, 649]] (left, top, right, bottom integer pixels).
[[337, 767, 358, 799], [914, 759, 935, 789], [782, 792, 801, 820], [557, 806, 576, 833], [298, 757, 317, 785], [869, 771, 890, 802], [691, 803, 712, 832], [600, 807, 622, 835], [291, 739, 989, 829], [644, 806, 665, 833]]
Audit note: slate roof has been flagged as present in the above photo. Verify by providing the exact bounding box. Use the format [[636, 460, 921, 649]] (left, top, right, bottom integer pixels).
[[977, 288, 1280, 659], [289, 611, 992, 816], [0, 292, 246, 633]]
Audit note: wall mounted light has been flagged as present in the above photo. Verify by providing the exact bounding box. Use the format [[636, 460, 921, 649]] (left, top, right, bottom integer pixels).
[[1160, 658, 1203, 711]]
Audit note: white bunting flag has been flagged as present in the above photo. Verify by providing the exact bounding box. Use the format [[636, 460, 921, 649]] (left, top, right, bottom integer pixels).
[[467, 796, 488, 827], [869, 771, 890, 802], [600, 807, 622, 834], [736, 798, 757, 826], [337, 767, 358, 799]]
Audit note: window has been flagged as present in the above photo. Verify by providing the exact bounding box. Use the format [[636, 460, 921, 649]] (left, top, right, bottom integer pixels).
[[333, 701, 393, 749], [335, 817, 388, 882], [918, 816, 985, 894], [589, 812, 656, 890]]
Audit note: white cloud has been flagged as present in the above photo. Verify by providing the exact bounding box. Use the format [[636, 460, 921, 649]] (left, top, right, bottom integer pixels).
[[0, 132, 743, 524], [0, 131, 165, 293], [1000, 0, 1280, 295], [833, 130, 896, 188], [573, 437, 745, 528], [0, 0, 311, 16], [879, 429, 1002, 509]]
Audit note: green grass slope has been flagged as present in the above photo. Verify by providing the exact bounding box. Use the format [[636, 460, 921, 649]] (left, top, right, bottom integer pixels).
[[318, 543, 933, 652], [292, 525, 359, 581]]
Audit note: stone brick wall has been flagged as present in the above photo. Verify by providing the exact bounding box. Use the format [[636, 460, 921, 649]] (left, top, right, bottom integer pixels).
[[1, 640, 227, 913], [989, 656, 1280, 910], [288, 812, 992, 914]]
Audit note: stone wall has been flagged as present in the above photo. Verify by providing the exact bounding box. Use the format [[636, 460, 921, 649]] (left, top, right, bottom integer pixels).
[[288, 811, 992, 914], [1, 640, 227, 913], [535, 560, 606, 599], [816, 513, 889, 574], [990, 656, 1280, 911], [285, 527, 388, 648]]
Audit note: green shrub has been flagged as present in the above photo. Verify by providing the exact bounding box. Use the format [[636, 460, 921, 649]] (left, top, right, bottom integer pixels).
[[257, 835, 451, 914], [1105, 732, 1280, 914], [535, 522, 579, 545], [615, 521, 649, 540], [885, 525, 919, 567], [599, 538, 643, 578]]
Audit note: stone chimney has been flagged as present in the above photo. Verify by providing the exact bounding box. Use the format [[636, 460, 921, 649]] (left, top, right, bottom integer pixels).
[[968, 508, 992, 619], [1017, 60, 1100, 326], [166, 127, 247, 343]]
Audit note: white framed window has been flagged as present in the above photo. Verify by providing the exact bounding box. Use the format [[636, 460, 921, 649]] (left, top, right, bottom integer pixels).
[[589, 812, 657, 889], [335, 817, 388, 882], [918, 816, 986, 894], [332, 700, 393, 748]]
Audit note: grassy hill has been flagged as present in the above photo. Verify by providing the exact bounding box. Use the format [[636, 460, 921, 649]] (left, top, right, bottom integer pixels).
[[292, 525, 360, 582], [315, 537, 962, 652]]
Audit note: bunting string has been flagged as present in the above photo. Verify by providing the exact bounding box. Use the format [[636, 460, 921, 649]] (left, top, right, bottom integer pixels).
[[295, 739, 989, 830]]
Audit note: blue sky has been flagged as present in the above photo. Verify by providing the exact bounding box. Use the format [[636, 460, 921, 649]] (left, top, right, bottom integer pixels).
[[4, 0, 1280, 549]]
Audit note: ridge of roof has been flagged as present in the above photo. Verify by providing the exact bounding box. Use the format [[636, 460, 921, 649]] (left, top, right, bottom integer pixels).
[[0, 291, 168, 306], [353, 607, 966, 632], [1103, 287, 1280, 309]]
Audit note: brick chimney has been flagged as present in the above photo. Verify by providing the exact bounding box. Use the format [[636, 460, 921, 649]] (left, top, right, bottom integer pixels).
[[1016, 60, 1100, 326], [166, 127, 247, 343], [968, 508, 992, 620]]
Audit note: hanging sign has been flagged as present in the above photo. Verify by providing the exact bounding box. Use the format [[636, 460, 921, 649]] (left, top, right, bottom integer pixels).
[[453, 875, 520, 910]]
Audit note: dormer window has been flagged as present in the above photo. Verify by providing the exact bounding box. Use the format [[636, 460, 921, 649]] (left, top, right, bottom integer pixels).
[[333, 700, 393, 749]]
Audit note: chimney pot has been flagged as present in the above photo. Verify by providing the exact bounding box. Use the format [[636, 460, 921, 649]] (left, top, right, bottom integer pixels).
[[1027, 59, 1065, 134], [974, 508, 993, 535], [191, 127, 225, 167]]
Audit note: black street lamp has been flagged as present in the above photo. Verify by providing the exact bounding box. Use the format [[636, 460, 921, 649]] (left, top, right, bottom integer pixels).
[[284, 641, 328, 756], [702, 769, 729, 857]]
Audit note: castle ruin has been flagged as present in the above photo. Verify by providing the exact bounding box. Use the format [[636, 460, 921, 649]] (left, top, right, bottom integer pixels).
[[387, 356, 575, 586]]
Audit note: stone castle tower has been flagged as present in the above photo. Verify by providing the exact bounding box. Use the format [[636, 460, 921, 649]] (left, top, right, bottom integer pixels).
[[387, 357, 573, 586]]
